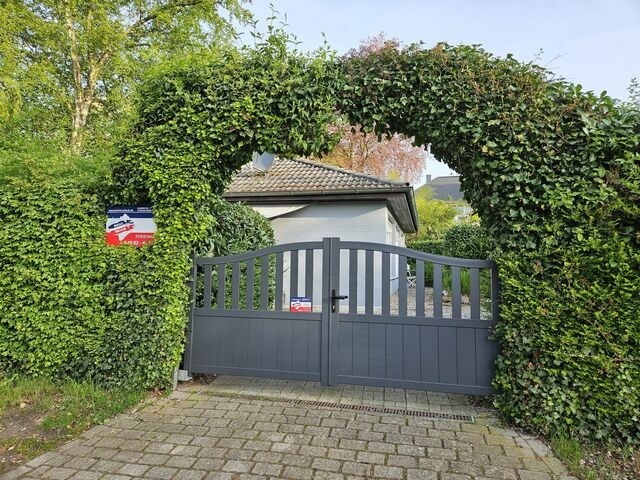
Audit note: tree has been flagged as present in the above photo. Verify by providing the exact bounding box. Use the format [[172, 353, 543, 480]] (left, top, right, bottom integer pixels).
[[315, 34, 427, 183], [411, 186, 457, 240], [0, 0, 251, 153], [319, 121, 427, 183]]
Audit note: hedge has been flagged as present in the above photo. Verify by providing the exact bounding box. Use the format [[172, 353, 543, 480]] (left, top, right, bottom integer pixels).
[[0, 181, 274, 388]]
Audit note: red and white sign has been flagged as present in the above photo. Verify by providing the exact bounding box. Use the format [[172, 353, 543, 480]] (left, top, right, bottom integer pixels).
[[106, 206, 156, 247], [290, 297, 312, 313]]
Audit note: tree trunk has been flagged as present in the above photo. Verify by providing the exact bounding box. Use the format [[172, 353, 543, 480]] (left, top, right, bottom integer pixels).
[[70, 99, 91, 154]]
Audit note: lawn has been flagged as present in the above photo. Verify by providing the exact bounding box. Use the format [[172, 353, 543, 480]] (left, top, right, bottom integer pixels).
[[0, 375, 145, 473]]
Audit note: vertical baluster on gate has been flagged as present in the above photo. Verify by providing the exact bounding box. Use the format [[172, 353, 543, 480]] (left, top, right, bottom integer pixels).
[[246, 258, 254, 310], [217, 263, 226, 309], [433, 263, 443, 318], [290, 250, 299, 303], [470, 267, 480, 319], [349, 249, 358, 314], [491, 264, 501, 321], [398, 256, 408, 317], [381, 252, 390, 316], [203, 264, 212, 310], [275, 252, 283, 311], [260, 255, 269, 310], [365, 250, 374, 315], [451, 266, 461, 318], [231, 261, 240, 310], [305, 249, 314, 302], [416, 260, 425, 317]]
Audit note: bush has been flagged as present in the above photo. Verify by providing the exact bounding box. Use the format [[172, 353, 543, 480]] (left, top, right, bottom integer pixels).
[[442, 223, 493, 259], [0, 183, 275, 388], [494, 240, 640, 444]]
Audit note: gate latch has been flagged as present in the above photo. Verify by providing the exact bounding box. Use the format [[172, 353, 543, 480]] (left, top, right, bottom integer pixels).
[[331, 289, 348, 313]]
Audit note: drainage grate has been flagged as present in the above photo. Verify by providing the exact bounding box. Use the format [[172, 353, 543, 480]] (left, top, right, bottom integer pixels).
[[203, 390, 475, 422]]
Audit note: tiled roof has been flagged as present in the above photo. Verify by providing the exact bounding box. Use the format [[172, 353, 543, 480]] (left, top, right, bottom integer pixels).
[[417, 175, 463, 201], [226, 158, 409, 194]]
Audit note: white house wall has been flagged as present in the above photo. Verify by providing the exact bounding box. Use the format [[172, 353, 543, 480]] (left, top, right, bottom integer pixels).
[[263, 202, 404, 311]]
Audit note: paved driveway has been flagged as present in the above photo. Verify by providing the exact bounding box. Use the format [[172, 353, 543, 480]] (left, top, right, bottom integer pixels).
[[2, 376, 575, 480]]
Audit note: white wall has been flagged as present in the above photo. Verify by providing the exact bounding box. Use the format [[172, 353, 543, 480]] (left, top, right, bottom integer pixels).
[[262, 202, 403, 311]]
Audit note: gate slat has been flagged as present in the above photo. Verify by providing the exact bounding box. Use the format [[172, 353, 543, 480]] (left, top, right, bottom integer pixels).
[[365, 250, 374, 315], [275, 252, 283, 311], [399, 256, 408, 317], [438, 327, 457, 383], [433, 264, 443, 318], [457, 328, 476, 385], [381, 252, 390, 316], [403, 325, 420, 381], [305, 249, 314, 299], [349, 249, 358, 314], [246, 258, 254, 310], [290, 250, 299, 300], [203, 264, 212, 310], [260, 255, 269, 311], [416, 260, 425, 317], [217, 263, 226, 309], [420, 326, 438, 382], [470, 267, 480, 319], [231, 262, 240, 310], [452, 266, 461, 318]]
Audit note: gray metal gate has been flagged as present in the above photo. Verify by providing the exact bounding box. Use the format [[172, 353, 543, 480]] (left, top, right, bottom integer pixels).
[[184, 238, 499, 394]]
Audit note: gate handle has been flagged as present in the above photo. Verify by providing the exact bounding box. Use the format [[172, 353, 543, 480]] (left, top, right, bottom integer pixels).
[[331, 289, 348, 313]]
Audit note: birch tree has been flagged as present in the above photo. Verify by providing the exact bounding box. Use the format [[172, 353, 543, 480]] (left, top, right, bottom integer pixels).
[[0, 0, 251, 152]]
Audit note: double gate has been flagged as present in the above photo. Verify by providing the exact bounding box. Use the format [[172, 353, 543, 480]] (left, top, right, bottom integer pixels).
[[184, 238, 499, 394]]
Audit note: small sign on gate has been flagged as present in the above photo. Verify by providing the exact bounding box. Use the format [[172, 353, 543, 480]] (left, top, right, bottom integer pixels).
[[290, 297, 312, 313]]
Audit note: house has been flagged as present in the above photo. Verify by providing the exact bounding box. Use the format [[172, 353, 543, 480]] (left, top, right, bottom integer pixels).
[[418, 174, 472, 220], [224, 158, 418, 308]]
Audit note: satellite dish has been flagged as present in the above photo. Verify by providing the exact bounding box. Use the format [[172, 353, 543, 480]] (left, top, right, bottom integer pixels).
[[251, 151, 275, 172]]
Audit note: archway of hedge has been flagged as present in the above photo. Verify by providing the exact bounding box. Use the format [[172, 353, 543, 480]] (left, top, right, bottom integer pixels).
[[114, 35, 639, 443]]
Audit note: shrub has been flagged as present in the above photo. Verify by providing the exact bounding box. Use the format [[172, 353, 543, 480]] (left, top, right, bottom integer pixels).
[[442, 223, 494, 259]]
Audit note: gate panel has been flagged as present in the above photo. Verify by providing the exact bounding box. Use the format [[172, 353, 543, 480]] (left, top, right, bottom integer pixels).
[[335, 241, 499, 395], [186, 242, 325, 382], [185, 238, 500, 394]]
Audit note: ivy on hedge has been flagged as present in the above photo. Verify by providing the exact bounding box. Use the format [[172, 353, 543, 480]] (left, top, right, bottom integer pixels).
[[338, 43, 639, 444]]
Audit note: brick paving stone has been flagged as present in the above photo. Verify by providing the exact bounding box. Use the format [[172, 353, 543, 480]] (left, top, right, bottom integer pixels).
[[327, 448, 356, 461], [40, 467, 77, 480], [372, 465, 403, 479], [144, 466, 178, 480], [117, 463, 149, 476], [311, 458, 342, 472], [192, 458, 225, 471], [341, 462, 372, 477], [69, 472, 102, 480], [173, 470, 206, 480], [482, 465, 518, 480], [356, 451, 385, 465], [440, 473, 473, 480], [221, 461, 251, 473], [407, 468, 438, 480], [281, 454, 312, 467], [251, 462, 283, 476], [518, 471, 552, 480], [282, 466, 313, 479]]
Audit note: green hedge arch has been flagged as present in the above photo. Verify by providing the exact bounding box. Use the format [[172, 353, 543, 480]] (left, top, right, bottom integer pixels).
[[115, 36, 639, 443]]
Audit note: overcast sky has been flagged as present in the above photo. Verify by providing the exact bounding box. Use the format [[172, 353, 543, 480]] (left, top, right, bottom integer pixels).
[[241, 0, 640, 181]]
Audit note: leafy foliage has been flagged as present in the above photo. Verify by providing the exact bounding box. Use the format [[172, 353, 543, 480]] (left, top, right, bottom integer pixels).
[[338, 43, 640, 443], [442, 223, 494, 259], [0, 0, 251, 152]]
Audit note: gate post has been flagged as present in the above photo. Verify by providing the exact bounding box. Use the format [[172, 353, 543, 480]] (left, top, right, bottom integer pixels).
[[182, 252, 197, 373], [320, 237, 341, 386]]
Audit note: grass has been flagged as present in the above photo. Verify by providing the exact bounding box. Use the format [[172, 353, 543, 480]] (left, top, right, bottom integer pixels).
[[550, 435, 639, 480], [0, 375, 145, 472]]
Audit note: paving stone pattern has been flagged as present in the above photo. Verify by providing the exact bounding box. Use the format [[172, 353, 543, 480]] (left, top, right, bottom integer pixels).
[[1, 376, 577, 480]]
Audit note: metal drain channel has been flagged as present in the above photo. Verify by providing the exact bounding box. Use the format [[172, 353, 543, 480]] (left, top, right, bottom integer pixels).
[[205, 390, 475, 422]]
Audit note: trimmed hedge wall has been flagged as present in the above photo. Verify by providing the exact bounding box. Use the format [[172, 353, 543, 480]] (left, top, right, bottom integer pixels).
[[0, 182, 274, 388]]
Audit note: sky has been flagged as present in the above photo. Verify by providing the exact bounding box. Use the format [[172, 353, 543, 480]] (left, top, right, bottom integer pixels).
[[240, 0, 640, 182]]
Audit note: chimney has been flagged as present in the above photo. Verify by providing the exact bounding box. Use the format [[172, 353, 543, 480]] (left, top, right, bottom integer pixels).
[[425, 174, 432, 183]]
